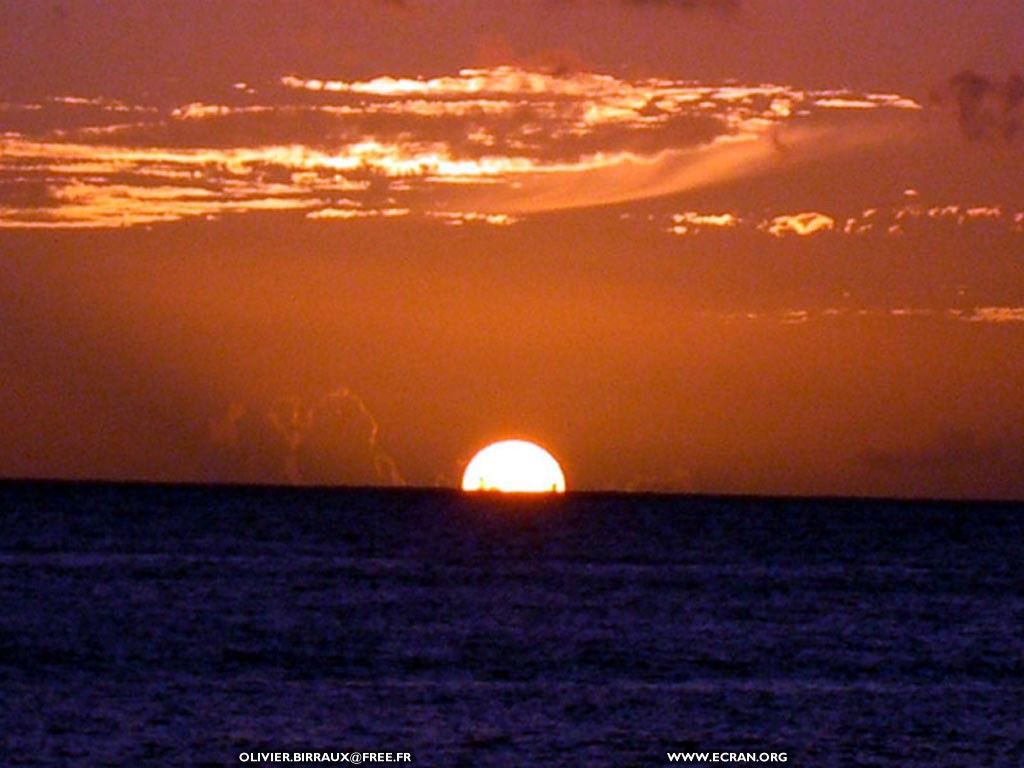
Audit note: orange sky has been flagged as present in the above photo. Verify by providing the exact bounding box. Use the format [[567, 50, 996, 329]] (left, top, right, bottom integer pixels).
[[1, 1, 1023, 498]]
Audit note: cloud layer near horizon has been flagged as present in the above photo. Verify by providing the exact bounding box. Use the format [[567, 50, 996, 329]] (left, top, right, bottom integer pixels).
[[0, 66, 924, 228]]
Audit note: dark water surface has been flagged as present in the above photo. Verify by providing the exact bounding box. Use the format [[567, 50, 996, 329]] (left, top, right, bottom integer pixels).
[[1, 482, 1022, 766]]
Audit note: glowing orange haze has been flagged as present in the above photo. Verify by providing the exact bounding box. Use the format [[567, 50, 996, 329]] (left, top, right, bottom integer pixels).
[[2, 3, 1024, 499]]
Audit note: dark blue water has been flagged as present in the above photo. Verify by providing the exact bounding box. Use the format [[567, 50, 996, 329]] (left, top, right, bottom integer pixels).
[[1, 482, 1022, 767]]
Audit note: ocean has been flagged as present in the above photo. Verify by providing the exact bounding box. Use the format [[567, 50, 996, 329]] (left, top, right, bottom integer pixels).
[[1, 481, 1022, 767]]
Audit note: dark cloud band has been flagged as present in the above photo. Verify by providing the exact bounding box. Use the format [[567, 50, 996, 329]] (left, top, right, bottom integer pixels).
[[936, 70, 1024, 143]]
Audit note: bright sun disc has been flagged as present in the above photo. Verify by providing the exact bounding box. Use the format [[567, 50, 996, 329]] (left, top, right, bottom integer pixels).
[[461, 439, 567, 493]]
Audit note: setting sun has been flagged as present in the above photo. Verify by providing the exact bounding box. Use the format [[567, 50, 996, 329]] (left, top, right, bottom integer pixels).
[[461, 439, 567, 493]]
